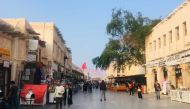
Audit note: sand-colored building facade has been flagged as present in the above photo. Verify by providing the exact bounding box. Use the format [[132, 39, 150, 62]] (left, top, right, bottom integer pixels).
[[106, 61, 145, 84], [30, 22, 72, 76], [145, 0, 190, 93]]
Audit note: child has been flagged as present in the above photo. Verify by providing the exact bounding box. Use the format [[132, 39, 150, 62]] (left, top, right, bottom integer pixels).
[[137, 85, 143, 99]]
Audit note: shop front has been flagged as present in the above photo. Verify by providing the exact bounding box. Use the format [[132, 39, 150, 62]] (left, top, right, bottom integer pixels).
[[0, 48, 11, 96], [146, 49, 190, 94]]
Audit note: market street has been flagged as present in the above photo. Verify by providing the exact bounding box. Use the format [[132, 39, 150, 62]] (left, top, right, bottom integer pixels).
[[21, 89, 190, 109]]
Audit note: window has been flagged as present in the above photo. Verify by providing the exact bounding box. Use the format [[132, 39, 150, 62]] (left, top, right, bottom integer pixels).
[[158, 38, 161, 48], [175, 26, 179, 40], [163, 34, 166, 46], [169, 31, 172, 43], [183, 22, 187, 36], [149, 42, 152, 52], [154, 40, 156, 51]]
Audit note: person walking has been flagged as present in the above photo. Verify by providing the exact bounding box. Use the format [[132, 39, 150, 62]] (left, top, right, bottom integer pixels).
[[129, 82, 134, 96], [137, 85, 143, 99], [100, 80, 107, 102], [63, 84, 68, 107], [154, 80, 161, 100], [54, 81, 65, 109], [67, 84, 73, 107], [63, 84, 73, 107], [7, 81, 19, 109]]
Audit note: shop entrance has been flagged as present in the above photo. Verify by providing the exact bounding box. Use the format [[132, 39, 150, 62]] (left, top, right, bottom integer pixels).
[[175, 65, 182, 88], [0, 64, 11, 96]]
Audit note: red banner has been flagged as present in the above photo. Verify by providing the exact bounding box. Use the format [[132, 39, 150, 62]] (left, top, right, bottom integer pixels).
[[20, 84, 48, 103]]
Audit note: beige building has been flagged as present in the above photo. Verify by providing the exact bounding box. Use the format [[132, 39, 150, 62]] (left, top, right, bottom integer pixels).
[[106, 62, 145, 84], [0, 18, 72, 95], [30, 22, 72, 77], [0, 18, 46, 94], [145, 0, 190, 93]]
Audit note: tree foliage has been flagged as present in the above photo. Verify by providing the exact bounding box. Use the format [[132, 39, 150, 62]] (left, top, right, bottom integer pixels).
[[93, 9, 161, 71]]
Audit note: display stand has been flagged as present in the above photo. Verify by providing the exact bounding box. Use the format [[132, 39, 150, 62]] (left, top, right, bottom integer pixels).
[[170, 90, 190, 103], [20, 84, 48, 106]]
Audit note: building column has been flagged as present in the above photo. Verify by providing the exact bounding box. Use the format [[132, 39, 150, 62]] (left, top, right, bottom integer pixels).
[[146, 68, 155, 93], [11, 37, 19, 81], [168, 66, 176, 88], [181, 63, 190, 88]]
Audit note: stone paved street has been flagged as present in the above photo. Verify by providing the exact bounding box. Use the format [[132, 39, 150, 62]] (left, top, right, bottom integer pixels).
[[21, 89, 190, 109]]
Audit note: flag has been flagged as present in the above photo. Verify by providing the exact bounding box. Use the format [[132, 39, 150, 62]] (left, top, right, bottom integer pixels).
[[81, 62, 87, 70]]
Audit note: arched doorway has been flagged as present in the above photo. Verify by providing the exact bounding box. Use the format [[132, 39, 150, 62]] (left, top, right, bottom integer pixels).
[[175, 65, 182, 88]]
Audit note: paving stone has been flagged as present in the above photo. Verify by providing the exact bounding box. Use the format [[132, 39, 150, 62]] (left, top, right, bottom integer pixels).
[[20, 89, 190, 109]]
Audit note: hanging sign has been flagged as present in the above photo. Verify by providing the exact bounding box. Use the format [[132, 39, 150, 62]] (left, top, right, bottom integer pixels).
[[26, 53, 37, 62], [147, 50, 190, 67], [3, 60, 10, 68], [0, 48, 11, 60], [28, 39, 39, 51]]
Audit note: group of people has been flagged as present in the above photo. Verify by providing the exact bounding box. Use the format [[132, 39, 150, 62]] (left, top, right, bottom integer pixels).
[[127, 80, 162, 100], [126, 81, 143, 99], [54, 81, 73, 109], [82, 80, 107, 102], [83, 81, 93, 93], [128, 80, 161, 100], [82, 81, 99, 93]]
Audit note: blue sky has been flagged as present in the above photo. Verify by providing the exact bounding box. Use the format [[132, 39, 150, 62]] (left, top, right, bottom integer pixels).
[[0, 0, 184, 76]]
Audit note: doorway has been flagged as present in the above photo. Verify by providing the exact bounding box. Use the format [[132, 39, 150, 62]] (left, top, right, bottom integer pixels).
[[175, 65, 182, 88], [0, 64, 11, 96]]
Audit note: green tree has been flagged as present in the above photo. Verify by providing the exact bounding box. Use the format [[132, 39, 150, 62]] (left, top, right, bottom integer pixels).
[[93, 9, 160, 71]]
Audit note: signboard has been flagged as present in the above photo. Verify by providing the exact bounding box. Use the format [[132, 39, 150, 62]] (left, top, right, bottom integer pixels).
[[3, 61, 10, 68], [0, 48, 10, 59], [147, 50, 190, 67], [28, 39, 39, 51], [26, 54, 37, 62]]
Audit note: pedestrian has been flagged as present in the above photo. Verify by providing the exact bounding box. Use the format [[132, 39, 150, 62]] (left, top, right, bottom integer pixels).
[[83, 82, 87, 93], [63, 84, 68, 106], [54, 81, 65, 109], [63, 83, 73, 107], [68, 84, 73, 107], [88, 82, 92, 93], [100, 80, 107, 102], [129, 82, 134, 96], [154, 80, 161, 100], [7, 81, 19, 109], [137, 85, 143, 99]]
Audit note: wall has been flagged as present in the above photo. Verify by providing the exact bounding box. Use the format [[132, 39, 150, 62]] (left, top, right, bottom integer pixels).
[[145, 0, 190, 92]]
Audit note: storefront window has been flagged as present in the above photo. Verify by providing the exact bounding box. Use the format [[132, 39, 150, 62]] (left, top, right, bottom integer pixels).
[[175, 65, 182, 78], [175, 65, 182, 88]]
